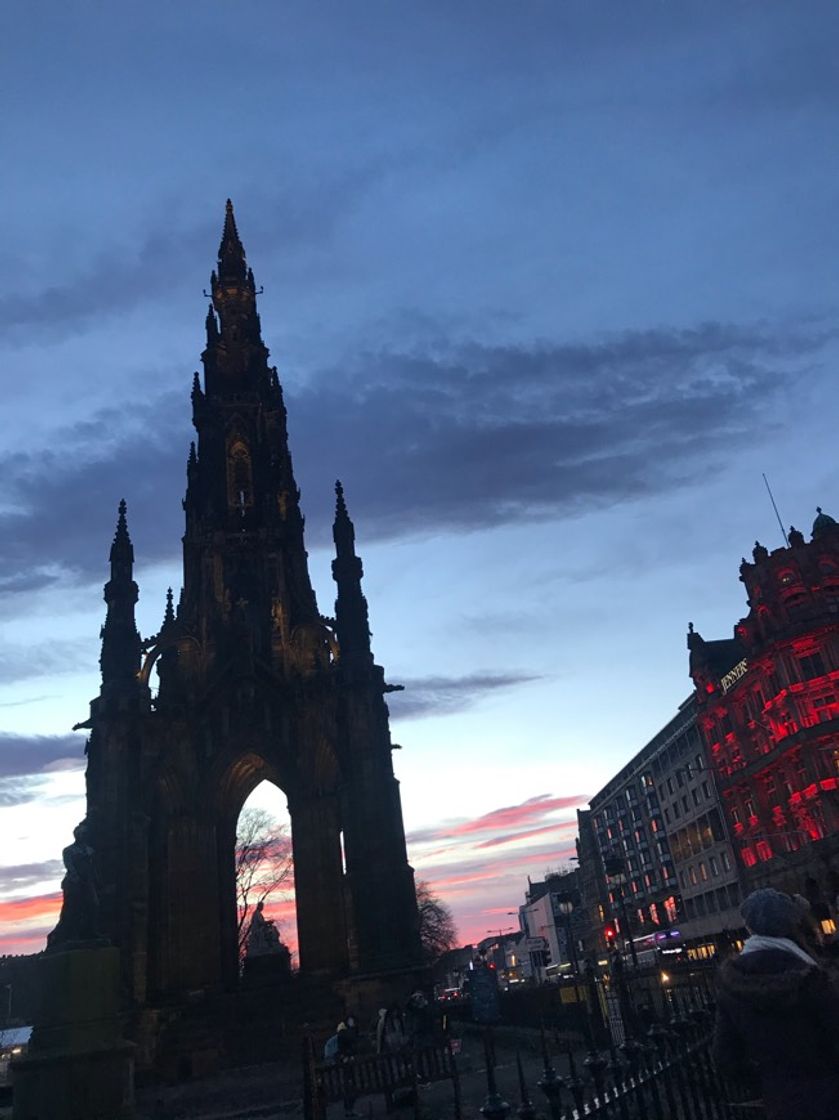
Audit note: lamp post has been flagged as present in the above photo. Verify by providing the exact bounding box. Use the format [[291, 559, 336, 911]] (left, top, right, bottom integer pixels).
[[554, 891, 579, 976], [604, 853, 638, 969]]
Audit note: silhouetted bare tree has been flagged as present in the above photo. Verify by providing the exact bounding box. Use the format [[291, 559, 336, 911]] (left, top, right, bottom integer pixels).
[[416, 879, 458, 963]]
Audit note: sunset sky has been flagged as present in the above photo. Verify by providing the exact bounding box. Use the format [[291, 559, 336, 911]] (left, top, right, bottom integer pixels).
[[3, 2, 839, 957]]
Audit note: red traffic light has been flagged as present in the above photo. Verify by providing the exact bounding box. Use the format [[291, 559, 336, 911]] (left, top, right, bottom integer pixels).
[[603, 923, 617, 943]]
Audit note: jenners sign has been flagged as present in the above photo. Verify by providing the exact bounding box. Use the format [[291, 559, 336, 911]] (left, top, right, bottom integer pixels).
[[721, 658, 748, 694]]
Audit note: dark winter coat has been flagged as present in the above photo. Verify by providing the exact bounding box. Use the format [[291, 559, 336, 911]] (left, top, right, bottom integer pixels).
[[713, 947, 839, 1119]]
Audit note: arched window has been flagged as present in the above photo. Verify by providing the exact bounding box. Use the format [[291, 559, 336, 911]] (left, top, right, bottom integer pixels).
[[227, 440, 254, 513]]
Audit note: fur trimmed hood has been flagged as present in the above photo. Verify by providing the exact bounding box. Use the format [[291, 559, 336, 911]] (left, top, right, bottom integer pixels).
[[717, 947, 829, 1014]]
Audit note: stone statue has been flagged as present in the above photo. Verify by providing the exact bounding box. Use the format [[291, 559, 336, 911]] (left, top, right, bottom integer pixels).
[[246, 900, 283, 957], [788, 526, 805, 548], [46, 819, 103, 950]]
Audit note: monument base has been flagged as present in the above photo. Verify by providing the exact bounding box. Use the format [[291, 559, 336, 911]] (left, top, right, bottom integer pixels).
[[11, 945, 135, 1120], [242, 951, 292, 986], [12, 1041, 135, 1120], [335, 964, 432, 1022]]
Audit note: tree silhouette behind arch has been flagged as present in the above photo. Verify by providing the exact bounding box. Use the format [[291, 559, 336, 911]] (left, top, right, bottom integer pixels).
[[416, 880, 458, 964]]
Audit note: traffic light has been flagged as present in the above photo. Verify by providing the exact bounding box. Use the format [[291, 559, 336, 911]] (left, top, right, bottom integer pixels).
[[603, 922, 617, 947]]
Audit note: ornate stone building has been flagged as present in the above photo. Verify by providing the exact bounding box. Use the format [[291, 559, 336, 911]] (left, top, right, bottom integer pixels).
[[688, 510, 839, 919], [71, 204, 423, 1020]]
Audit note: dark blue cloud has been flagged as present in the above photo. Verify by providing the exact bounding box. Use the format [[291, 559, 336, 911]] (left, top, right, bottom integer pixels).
[[0, 317, 829, 599]]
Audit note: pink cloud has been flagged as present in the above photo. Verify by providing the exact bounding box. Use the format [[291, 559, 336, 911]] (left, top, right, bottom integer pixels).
[[0, 891, 61, 924], [407, 793, 587, 847], [475, 820, 577, 850]]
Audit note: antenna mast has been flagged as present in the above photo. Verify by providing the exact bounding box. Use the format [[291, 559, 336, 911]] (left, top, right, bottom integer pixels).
[[762, 473, 789, 547]]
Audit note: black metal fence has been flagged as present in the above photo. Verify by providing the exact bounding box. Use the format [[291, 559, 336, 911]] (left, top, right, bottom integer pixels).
[[304, 964, 764, 1120]]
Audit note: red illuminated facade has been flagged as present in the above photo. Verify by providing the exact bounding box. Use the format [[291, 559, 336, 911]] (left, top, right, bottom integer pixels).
[[688, 510, 839, 908]]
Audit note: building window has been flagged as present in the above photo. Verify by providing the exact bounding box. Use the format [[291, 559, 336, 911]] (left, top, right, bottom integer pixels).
[[664, 808, 671, 824], [799, 652, 826, 680], [682, 796, 690, 813], [695, 754, 703, 772], [741, 847, 757, 868], [699, 861, 709, 881], [709, 856, 719, 877], [702, 781, 711, 799], [813, 695, 835, 723], [689, 866, 698, 885], [692, 788, 700, 806], [673, 803, 681, 820], [667, 777, 675, 795], [721, 850, 731, 872]]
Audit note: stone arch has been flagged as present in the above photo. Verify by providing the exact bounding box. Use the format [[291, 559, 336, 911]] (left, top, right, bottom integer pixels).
[[213, 745, 348, 983], [226, 436, 254, 512]]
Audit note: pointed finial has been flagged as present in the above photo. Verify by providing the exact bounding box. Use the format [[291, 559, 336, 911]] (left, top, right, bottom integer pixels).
[[224, 198, 238, 236], [335, 478, 346, 514], [163, 586, 175, 627], [113, 498, 130, 546], [109, 499, 134, 569], [218, 199, 246, 282], [205, 304, 218, 339]]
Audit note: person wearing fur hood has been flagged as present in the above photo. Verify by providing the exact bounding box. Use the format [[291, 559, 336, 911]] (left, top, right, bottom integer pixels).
[[712, 887, 839, 1118]]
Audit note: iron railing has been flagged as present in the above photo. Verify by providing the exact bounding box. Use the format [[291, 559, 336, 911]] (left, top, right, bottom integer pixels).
[[303, 968, 763, 1120]]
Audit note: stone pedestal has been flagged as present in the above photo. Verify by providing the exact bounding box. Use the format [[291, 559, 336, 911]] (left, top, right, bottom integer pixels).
[[12, 945, 135, 1120], [336, 964, 432, 1023]]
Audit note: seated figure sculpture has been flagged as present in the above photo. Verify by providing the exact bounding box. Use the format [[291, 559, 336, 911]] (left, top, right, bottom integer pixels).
[[46, 819, 104, 950], [245, 900, 291, 973]]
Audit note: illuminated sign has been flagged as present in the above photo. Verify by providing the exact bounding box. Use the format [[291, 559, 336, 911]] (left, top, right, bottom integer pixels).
[[721, 658, 748, 694]]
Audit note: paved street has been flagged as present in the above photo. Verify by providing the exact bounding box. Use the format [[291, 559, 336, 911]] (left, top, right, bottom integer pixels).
[[135, 1029, 577, 1120]]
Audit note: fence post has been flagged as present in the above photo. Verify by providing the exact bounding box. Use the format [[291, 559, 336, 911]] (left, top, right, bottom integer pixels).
[[448, 1036, 463, 1120], [606, 1037, 631, 1120], [302, 1035, 322, 1120], [564, 1045, 586, 1116], [480, 1026, 510, 1120], [537, 1023, 564, 1120], [610, 952, 637, 1042], [583, 958, 608, 1050], [515, 1051, 536, 1120]]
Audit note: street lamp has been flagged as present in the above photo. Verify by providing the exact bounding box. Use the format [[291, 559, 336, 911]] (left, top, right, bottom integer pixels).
[[554, 891, 579, 976], [604, 853, 638, 968]]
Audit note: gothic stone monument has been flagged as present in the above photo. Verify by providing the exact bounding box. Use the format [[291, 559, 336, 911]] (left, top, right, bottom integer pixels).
[[66, 203, 423, 1053]]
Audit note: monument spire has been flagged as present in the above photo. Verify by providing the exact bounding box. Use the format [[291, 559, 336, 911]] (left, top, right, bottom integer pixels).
[[100, 499, 141, 686], [218, 198, 247, 284], [332, 480, 372, 662]]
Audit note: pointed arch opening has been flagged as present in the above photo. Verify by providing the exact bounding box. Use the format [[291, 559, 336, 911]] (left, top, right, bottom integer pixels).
[[227, 438, 254, 514], [236, 781, 297, 970]]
